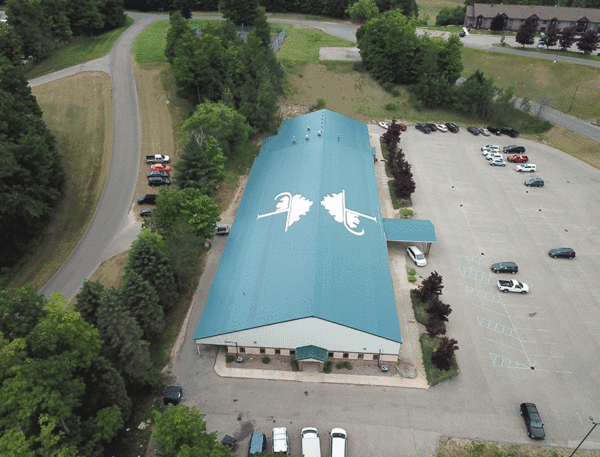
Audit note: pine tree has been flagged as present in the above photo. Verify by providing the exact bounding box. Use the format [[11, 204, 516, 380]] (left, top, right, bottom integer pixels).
[[120, 271, 164, 338]]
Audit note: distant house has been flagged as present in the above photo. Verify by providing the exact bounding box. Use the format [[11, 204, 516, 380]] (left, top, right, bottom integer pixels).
[[464, 3, 600, 33]]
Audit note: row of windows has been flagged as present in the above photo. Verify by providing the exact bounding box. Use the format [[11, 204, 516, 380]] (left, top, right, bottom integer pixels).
[[235, 347, 381, 360]]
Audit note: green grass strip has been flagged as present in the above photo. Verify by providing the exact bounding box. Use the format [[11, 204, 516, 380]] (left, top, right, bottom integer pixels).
[[26, 17, 134, 79]]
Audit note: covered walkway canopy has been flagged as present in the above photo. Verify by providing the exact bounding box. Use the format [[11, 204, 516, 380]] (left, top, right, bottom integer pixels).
[[382, 219, 436, 255]]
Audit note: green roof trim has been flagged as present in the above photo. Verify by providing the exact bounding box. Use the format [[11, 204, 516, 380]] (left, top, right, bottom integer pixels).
[[382, 219, 436, 243], [296, 345, 328, 362]]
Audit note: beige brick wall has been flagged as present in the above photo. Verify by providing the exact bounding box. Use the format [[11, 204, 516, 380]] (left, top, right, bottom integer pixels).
[[332, 352, 344, 359], [244, 347, 261, 355], [265, 348, 276, 355], [363, 353, 374, 361], [281, 349, 290, 356], [348, 353, 359, 360], [381, 354, 399, 362]]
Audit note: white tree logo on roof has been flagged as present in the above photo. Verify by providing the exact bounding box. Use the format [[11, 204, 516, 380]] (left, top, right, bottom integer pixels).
[[321, 190, 376, 236], [257, 192, 313, 231]]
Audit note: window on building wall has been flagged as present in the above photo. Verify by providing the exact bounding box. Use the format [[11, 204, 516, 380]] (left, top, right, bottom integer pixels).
[[576, 21, 588, 32], [550, 18, 557, 27], [260, 348, 265, 354], [343, 353, 349, 358], [275, 349, 281, 355], [328, 352, 333, 358], [358, 353, 364, 360], [239, 347, 246, 353], [290, 350, 295, 356]]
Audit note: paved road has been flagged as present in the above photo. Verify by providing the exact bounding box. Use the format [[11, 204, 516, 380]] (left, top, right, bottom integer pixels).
[[38, 13, 160, 301]]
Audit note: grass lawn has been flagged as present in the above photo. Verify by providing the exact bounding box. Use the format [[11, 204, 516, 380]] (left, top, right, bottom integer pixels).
[[6, 73, 112, 290], [277, 24, 354, 64], [417, 0, 464, 25], [25, 17, 133, 79], [436, 437, 600, 457], [462, 47, 600, 124]]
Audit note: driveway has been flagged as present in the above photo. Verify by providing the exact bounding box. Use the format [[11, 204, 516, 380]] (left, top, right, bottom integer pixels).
[[173, 127, 600, 456]]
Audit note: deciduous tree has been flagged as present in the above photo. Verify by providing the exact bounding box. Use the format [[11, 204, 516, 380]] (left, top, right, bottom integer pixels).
[[435, 5, 464, 26], [515, 18, 536, 48], [415, 270, 443, 302], [0, 285, 47, 339], [346, 0, 379, 24], [576, 28, 600, 54], [426, 296, 452, 322], [220, 0, 259, 26], [558, 25, 577, 50], [540, 22, 559, 48], [0, 23, 23, 64], [431, 336, 459, 370]]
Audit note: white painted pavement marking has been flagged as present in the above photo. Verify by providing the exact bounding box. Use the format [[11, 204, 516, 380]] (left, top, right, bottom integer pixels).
[[489, 352, 530, 369], [472, 303, 507, 318], [465, 285, 504, 304], [458, 265, 493, 284], [455, 255, 487, 265], [482, 336, 524, 353], [477, 316, 519, 338]]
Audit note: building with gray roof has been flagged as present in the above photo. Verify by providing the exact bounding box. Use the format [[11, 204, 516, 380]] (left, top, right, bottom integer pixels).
[[194, 110, 404, 363]]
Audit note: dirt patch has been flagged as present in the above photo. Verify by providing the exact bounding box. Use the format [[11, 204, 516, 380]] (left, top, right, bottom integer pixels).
[[285, 62, 414, 123], [87, 251, 129, 291], [436, 436, 600, 457], [132, 62, 176, 218], [8, 72, 112, 290], [534, 125, 600, 169]]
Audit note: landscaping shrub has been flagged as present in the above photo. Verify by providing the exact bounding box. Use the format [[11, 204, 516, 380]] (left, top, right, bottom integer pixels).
[[323, 361, 333, 373], [408, 268, 416, 276], [309, 98, 327, 112], [408, 275, 417, 283], [399, 208, 414, 218], [385, 102, 398, 111], [262, 356, 271, 364], [291, 360, 299, 371], [225, 355, 234, 363], [335, 361, 353, 370]]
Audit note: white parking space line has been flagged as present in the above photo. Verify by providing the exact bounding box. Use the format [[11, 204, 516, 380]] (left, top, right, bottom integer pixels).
[[477, 317, 519, 338], [458, 265, 493, 284], [472, 303, 508, 318], [465, 285, 504, 303]]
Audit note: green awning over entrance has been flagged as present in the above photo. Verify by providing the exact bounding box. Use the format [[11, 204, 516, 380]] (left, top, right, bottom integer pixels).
[[296, 345, 328, 362], [382, 219, 436, 243]]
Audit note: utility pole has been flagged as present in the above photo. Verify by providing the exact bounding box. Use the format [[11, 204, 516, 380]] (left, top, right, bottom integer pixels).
[[569, 417, 599, 457]]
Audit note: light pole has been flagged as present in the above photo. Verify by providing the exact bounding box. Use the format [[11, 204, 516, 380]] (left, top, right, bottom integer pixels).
[[569, 417, 599, 457]]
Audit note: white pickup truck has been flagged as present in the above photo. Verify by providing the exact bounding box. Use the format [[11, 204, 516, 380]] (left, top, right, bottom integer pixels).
[[497, 279, 529, 294], [146, 153, 170, 164]]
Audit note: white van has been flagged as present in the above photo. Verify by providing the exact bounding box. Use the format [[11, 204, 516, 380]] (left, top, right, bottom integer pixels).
[[301, 427, 321, 457], [330, 428, 347, 457]]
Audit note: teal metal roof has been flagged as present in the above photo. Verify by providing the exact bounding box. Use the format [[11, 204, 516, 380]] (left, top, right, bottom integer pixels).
[[194, 109, 401, 344], [382, 219, 437, 243], [296, 345, 328, 362]]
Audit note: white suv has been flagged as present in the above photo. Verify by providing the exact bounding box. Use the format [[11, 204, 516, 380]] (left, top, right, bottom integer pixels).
[[407, 245, 426, 266], [485, 152, 503, 161], [481, 144, 500, 151], [272, 427, 289, 455], [330, 428, 347, 457], [515, 163, 537, 172]]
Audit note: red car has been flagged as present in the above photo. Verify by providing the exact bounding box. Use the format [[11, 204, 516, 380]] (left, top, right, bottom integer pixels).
[[507, 155, 529, 163], [151, 163, 172, 172], [398, 123, 407, 131]]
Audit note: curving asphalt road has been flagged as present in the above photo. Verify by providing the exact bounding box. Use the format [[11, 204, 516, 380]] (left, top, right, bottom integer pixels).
[[37, 13, 161, 301]]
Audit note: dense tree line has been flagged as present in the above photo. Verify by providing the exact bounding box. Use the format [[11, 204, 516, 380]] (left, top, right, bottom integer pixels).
[[383, 120, 415, 201], [0, 57, 64, 270], [5, 0, 126, 61], [435, 6, 465, 26], [516, 19, 600, 54], [167, 10, 283, 133], [123, 0, 418, 19]]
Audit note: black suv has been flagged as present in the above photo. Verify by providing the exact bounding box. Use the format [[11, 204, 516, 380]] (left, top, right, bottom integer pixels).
[[137, 194, 157, 204], [163, 385, 183, 405], [416, 123, 432, 134], [487, 126, 501, 135], [491, 262, 518, 274], [501, 126, 520, 138], [503, 145, 526, 154], [467, 126, 480, 135], [548, 247, 575, 259], [148, 176, 171, 187], [520, 403, 545, 439], [445, 122, 459, 133], [148, 170, 170, 178]]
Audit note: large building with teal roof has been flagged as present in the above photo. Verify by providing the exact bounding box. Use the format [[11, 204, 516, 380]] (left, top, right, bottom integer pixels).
[[194, 110, 403, 362]]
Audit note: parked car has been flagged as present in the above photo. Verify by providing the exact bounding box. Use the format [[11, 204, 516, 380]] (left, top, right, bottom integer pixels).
[[397, 122, 407, 131], [459, 31, 466, 37], [146, 153, 170, 164], [548, 247, 575, 259], [148, 176, 171, 186], [407, 245, 426, 266], [525, 177, 544, 187], [501, 126, 519, 137], [151, 163, 171, 172], [485, 152, 503, 160], [445, 122, 459, 133], [489, 157, 506, 166], [467, 126, 480, 135], [504, 145, 526, 154], [481, 144, 500, 151], [272, 427, 289, 455], [520, 403, 546, 440], [479, 127, 491, 136], [497, 279, 529, 294], [148, 170, 169, 178], [301, 427, 321, 457], [487, 126, 501, 135], [330, 428, 347, 457], [435, 123, 448, 132], [378, 121, 389, 129], [426, 123, 438, 132], [415, 123, 431, 134], [215, 224, 230, 235], [248, 432, 267, 456], [163, 385, 182, 405], [491, 262, 518, 274], [140, 208, 153, 217], [507, 155, 529, 163], [515, 164, 537, 172], [137, 194, 157, 204]]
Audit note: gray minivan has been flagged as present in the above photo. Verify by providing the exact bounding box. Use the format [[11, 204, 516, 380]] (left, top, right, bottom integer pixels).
[[248, 431, 267, 456]]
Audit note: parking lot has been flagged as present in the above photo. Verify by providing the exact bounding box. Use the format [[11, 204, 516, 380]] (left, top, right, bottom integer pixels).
[[174, 126, 600, 457]]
